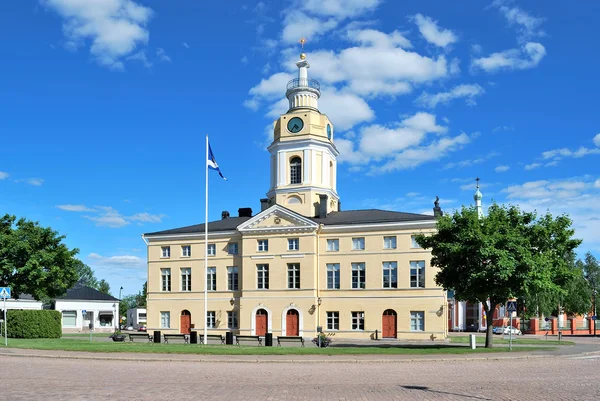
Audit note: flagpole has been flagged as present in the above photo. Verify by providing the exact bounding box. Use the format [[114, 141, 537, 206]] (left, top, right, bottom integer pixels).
[[204, 134, 209, 346]]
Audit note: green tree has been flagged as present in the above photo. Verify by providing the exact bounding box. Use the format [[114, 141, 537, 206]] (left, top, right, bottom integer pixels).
[[135, 281, 147, 308], [0, 214, 79, 300], [74, 259, 99, 289], [119, 294, 137, 318], [98, 279, 111, 295], [416, 203, 581, 348], [582, 252, 600, 333]]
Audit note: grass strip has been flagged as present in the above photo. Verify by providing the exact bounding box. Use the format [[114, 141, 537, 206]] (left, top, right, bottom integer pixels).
[[449, 336, 574, 346]]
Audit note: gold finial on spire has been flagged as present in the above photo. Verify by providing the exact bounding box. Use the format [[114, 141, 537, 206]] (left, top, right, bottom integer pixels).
[[299, 37, 307, 60]]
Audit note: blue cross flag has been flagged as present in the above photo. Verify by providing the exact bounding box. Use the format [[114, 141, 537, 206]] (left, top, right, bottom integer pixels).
[[207, 141, 227, 180]]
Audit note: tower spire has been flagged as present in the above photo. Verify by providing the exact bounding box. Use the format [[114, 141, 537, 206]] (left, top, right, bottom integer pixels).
[[285, 38, 320, 112], [474, 177, 483, 219]]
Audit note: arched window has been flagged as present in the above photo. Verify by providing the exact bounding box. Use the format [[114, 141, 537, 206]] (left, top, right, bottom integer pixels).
[[290, 157, 302, 184]]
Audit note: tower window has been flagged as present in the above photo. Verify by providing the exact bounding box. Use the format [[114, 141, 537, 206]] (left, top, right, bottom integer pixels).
[[290, 157, 302, 184]]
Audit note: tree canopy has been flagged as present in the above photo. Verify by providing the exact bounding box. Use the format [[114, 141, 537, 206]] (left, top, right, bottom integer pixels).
[[74, 259, 99, 289], [98, 279, 111, 295], [0, 214, 79, 301], [416, 203, 581, 348]]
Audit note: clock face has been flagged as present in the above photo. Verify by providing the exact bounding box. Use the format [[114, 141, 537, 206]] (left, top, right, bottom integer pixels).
[[287, 117, 304, 133], [327, 124, 332, 140]]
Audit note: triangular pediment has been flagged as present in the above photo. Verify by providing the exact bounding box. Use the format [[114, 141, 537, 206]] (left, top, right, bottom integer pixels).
[[237, 205, 319, 234]]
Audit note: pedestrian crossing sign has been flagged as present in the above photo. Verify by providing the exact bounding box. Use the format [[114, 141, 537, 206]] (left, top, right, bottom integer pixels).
[[0, 287, 10, 299], [507, 301, 517, 312]]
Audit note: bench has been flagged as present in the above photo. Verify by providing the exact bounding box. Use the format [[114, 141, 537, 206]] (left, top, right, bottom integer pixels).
[[198, 334, 225, 345], [128, 333, 153, 343], [163, 334, 189, 344], [276, 336, 304, 347], [235, 335, 262, 346]]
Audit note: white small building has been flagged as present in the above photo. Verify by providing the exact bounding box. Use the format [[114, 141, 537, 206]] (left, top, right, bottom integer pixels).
[[126, 308, 147, 328], [54, 286, 120, 333], [1, 294, 43, 311]]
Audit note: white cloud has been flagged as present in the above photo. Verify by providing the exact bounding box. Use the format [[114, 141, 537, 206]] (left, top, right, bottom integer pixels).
[[88, 252, 144, 270], [413, 14, 458, 48], [302, 0, 381, 19], [319, 89, 375, 130], [56, 204, 96, 212], [542, 147, 600, 160], [495, 3, 545, 42], [281, 11, 338, 44], [20, 178, 44, 186], [156, 48, 171, 62], [495, 165, 510, 173], [82, 206, 164, 228], [472, 42, 546, 73], [182, 42, 189, 48], [596, 179, 600, 189], [443, 151, 497, 170], [126, 50, 151, 68], [240, 56, 248, 64], [416, 84, 485, 108], [524, 163, 541, 170], [593, 133, 600, 147], [42, 0, 153, 70], [493, 125, 514, 133], [348, 29, 412, 49], [129, 212, 165, 223], [0, 171, 8, 180]]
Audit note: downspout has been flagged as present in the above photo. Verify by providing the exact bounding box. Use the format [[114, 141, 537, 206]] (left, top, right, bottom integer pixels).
[[316, 224, 324, 331], [141, 234, 149, 329]]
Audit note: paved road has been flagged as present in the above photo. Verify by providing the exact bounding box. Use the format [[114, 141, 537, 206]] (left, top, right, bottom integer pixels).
[[2, 353, 599, 400]]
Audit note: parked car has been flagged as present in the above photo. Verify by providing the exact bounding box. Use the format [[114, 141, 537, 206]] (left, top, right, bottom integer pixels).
[[493, 326, 521, 335], [137, 325, 147, 332], [126, 325, 134, 331]]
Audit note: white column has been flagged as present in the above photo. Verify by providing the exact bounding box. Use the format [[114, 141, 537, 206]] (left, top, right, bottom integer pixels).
[[323, 152, 331, 187], [303, 149, 311, 184], [278, 151, 286, 186], [311, 150, 318, 184]]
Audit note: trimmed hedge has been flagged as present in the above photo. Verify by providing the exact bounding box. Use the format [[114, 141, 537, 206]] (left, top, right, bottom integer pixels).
[[6, 310, 62, 339]]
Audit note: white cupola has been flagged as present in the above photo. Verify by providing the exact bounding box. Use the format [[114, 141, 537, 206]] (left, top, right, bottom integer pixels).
[[285, 51, 321, 112]]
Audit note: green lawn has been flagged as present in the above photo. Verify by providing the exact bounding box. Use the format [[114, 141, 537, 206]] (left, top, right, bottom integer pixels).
[[1, 338, 557, 355], [449, 336, 574, 346]]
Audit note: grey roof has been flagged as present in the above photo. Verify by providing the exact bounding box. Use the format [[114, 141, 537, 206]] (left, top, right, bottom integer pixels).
[[144, 209, 434, 236], [57, 286, 119, 302]]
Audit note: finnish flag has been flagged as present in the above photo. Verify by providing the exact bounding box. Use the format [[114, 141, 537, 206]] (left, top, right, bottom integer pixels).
[[207, 142, 227, 180]]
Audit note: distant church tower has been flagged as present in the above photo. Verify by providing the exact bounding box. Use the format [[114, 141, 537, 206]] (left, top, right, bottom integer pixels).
[[266, 40, 340, 217], [474, 177, 483, 219]]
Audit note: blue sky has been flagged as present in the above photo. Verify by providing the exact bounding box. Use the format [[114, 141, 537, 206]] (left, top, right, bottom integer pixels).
[[1, 0, 599, 297]]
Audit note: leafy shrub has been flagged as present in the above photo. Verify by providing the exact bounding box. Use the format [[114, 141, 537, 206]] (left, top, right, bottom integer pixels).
[[6, 310, 62, 338]]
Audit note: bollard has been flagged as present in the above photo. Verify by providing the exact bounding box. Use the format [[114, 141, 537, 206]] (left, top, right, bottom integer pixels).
[[375, 329, 378, 340], [469, 334, 476, 350]]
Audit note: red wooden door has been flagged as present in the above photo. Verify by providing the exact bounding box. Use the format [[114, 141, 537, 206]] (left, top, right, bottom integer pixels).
[[256, 309, 268, 336], [382, 310, 397, 338], [180, 310, 191, 334], [286, 309, 299, 336]]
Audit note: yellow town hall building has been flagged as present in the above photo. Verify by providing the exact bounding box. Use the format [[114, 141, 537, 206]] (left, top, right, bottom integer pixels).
[[142, 51, 448, 341]]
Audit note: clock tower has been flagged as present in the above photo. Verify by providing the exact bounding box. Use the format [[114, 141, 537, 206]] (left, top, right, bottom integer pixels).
[[266, 44, 340, 218]]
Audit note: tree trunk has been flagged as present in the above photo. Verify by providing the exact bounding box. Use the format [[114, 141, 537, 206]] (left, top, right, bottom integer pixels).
[[484, 301, 495, 348]]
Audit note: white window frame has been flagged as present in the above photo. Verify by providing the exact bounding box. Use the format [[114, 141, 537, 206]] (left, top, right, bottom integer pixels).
[[161, 246, 170, 258], [383, 236, 397, 249], [207, 267, 216, 291], [181, 267, 191, 292], [327, 311, 339, 330], [382, 261, 398, 289], [257, 264, 269, 289], [206, 311, 216, 329], [160, 311, 170, 328], [411, 235, 422, 249], [181, 245, 191, 257], [326, 239, 339, 252], [287, 263, 300, 289], [62, 311, 77, 327], [351, 262, 366, 289], [290, 156, 302, 184], [227, 242, 238, 255], [227, 266, 239, 291], [327, 263, 340, 289], [257, 239, 269, 252], [227, 311, 238, 329], [207, 243, 216, 256], [287, 238, 300, 251], [352, 237, 365, 250], [410, 311, 425, 331], [410, 260, 426, 288], [160, 268, 171, 292], [351, 311, 365, 330]]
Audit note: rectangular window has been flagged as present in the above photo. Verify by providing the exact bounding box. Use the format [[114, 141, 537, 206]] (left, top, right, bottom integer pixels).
[[257, 264, 269, 289], [326, 239, 339, 252], [327, 311, 339, 330], [326, 263, 340, 289], [411, 235, 422, 248], [181, 268, 191, 292], [410, 261, 426, 288], [351, 263, 366, 289], [181, 245, 191, 257], [227, 242, 238, 255], [383, 236, 397, 249], [410, 311, 425, 331], [160, 268, 171, 292], [382, 262, 397, 288], [160, 311, 170, 328], [352, 237, 365, 250], [206, 311, 216, 328], [207, 243, 216, 256], [227, 266, 239, 291], [227, 311, 238, 329], [257, 239, 269, 252], [287, 263, 300, 289], [62, 311, 76, 327], [351, 311, 365, 330], [287, 238, 299, 251], [161, 246, 170, 258], [207, 267, 216, 291]]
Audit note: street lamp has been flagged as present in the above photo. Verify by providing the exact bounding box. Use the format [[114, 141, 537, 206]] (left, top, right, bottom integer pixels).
[[118, 287, 123, 329]]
